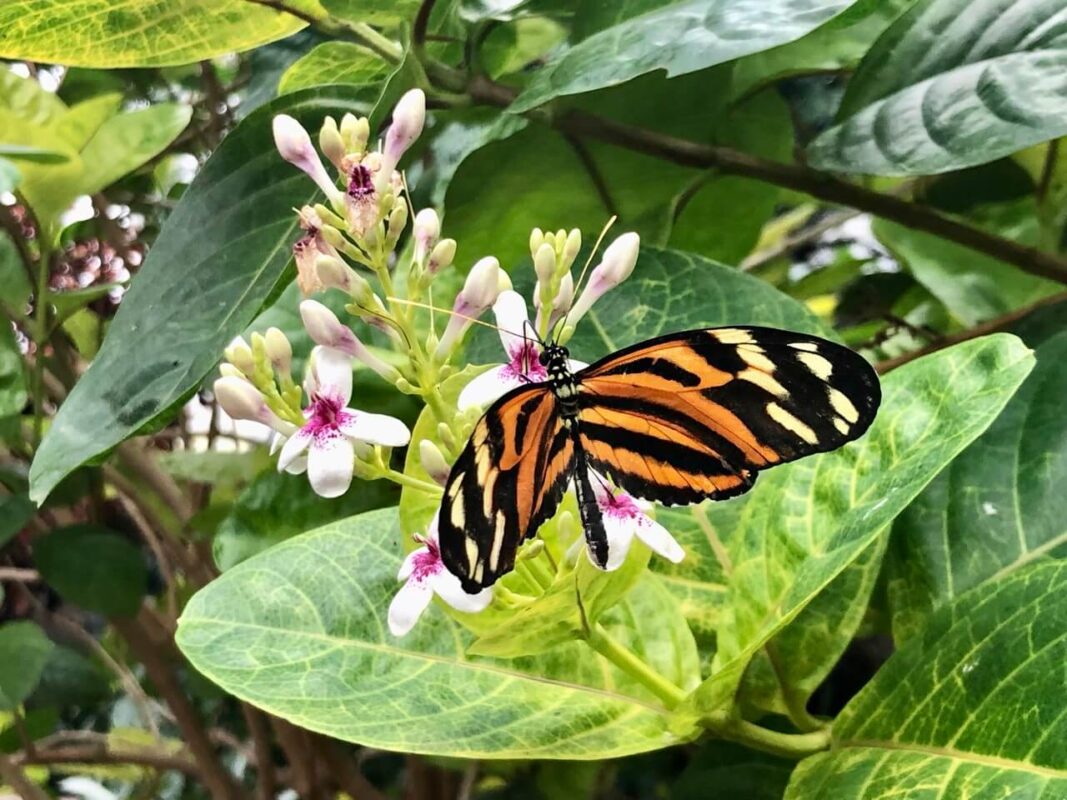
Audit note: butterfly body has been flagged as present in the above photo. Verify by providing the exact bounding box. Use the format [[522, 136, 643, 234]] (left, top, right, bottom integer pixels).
[[439, 326, 880, 594]]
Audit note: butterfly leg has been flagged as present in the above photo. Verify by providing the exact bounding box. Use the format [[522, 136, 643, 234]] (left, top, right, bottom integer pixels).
[[571, 433, 609, 568]]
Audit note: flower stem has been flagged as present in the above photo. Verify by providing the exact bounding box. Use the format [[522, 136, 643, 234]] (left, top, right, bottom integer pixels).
[[585, 623, 686, 708], [382, 468, 442, 496], [702, 712, 832, 759]]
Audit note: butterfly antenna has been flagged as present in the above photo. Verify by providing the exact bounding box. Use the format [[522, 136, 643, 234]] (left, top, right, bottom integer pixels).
[[387, 296, 526, 340], [571, 215, 617, 301]]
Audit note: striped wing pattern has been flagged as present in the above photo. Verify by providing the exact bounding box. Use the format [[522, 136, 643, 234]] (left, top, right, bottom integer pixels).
[[438, 384, 575, 593], [576, 326, 880, 505], [438, 326, 880, 591]]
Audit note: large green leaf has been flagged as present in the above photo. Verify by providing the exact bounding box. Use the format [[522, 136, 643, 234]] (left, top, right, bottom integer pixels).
[[0, 70, 67, 125], [888, 305, 1067, 641], [509, 0, 859, 112], [808, 0, 1067, 175], [28, 84, 389, 505], [177, 507, 701, 758], [34, 525, 148, 616], [319, 0, 420, 27], [0, 493, 34, 549], [787, 562, 1067, 798], [688, 334, 1034, 715], [874, 201, 1059, 327], [278, 42, 392, 95], [73, 103, 192, 197], [0, 158, 19, 194], [0, 0, 314, 68], [0, 621, 54, 711]]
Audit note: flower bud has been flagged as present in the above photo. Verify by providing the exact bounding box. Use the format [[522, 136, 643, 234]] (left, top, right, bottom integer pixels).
[[497, 269, 513, 293], [435, 256, 502, 357], [381, 89, 425, 177], [315, 254, 351, 292], [534, 242, 556, 286], [214, 376, 295, 434], [567, 232, 640, 326], [224, 337, 255, 376], [427, 238, 456, 275], [340, 113, 369, 153], [299, 300, 400, 383], [219, 363, 245, 379], [272, 115, 343, 205], [419, 439, 451, 486], [386, 201, 408, 244], [529, 227, 544, 258], [556, 271, 575, 312], [413, 208, 440, 264], [319, 224, 347, 251], [562, 228, 581, 269], [319, 116, 345, 169], [264, 327, 292, 375]]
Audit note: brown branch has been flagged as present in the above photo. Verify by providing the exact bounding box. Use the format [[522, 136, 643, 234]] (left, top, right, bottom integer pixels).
[[14, 735, 200, 779], [113, 612, 246, 800], [563, 132, 619, 218], [413, 0, 437, 49], [0, 567, 41, 582], [312, 734, 386, 800], [117, 440, 194, 524], [270, 718, 318, 799], [876, 291, 1067, 373], [460, 74, 1067, 287], [0, 753, 50, 800], [241, 704, 277, 800]]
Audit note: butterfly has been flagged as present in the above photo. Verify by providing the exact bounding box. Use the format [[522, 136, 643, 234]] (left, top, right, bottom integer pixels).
[[438, 326, 880, 593]]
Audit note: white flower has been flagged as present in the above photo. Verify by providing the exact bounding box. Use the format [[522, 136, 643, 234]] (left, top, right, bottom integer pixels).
[[566, 232, 640, 327], [419, 439, 450, 486], [388, 515, 493, 636], [379, 89, 426, 185], [299, 299, 400, 383], [277, 347, 410, 498], [213, 376, 296, 435], [435, 256, 504, 357], [458, 290, 587, 410], [272, 115, 343, 206], [586, 471, 684, 570], [413, 208, 440, 265]]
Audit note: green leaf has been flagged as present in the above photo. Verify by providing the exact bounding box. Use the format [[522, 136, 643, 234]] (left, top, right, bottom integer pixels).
[[0, 70, 67, 125], [808, 0, 1067, 175], [0, 493, 34, 549], [318, 0, 420, 27], [177, 507, 700, 758], [33, 525, 148, 616], [888, 305, 1067, 642], [72, 103, 192, 197], [278, 42, 393, 95], [509, 0, 860, 112], [0, 314, 26, 418], [0, 111, 82, 223], [0, 621, 54, 711], [0, 0, 315, 68], [787, 562, 1067, 798], [28, 645, 112, 709], [688, 334, 1034, 716], [214, 469, 397, 571], [873, 202, 1059, 327], [55, 93, 122, 151], [27, 84, 391, 506]]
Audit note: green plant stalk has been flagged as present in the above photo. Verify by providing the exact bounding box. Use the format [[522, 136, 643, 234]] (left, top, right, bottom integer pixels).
[[585, 623, 687, 708], [702, 711, 832, 760], [31, 235, 51, 448]]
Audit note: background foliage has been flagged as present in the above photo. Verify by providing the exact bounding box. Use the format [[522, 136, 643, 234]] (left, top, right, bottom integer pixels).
[[1, 0, 1066, 798]]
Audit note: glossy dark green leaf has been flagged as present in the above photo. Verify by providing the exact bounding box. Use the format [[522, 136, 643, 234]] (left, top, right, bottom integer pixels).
[[689, 334, 1034, 716], [0, 493, 34, 549], [874, 200, 1059, 326], [808, 0, 1067, 175], [28, 84, 392, 505], [177, 507, 701, 758], [788, 562, 1067, 798], [0, 621, 54, 711], [509, 0, 860, 112], [28, 645, 112, 709], [34, 525, 148, 616], [888, 305, 1067, 641]]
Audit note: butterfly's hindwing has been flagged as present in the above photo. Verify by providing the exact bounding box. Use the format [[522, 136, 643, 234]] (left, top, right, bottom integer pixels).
[[438, 384, 575, 593]]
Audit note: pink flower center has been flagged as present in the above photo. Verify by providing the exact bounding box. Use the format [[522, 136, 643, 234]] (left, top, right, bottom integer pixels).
[[411, 534, 443, 581], [507, 341, 547, 382], [303, 393, 352, 441], [348, 164, 374, 198], [598, 488, 642, 520]]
